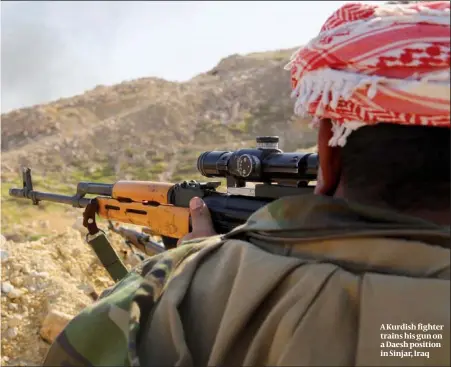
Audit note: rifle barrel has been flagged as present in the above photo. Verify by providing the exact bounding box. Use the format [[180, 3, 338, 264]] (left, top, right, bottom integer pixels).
[[9, 188, 91, 208]]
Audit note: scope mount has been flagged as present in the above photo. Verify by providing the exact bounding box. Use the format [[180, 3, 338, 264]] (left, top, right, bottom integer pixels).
[[220, 136, 316, 199]]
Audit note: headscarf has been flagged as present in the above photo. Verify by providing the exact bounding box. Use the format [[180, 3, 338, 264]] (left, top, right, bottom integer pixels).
[[285, 1, 450, 147]]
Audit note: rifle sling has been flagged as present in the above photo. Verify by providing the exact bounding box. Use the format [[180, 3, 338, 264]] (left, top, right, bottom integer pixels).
[[86, 231, 129, 282]]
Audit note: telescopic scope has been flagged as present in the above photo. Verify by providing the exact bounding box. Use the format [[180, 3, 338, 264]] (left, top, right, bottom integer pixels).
[[197, 136, 318, 184]]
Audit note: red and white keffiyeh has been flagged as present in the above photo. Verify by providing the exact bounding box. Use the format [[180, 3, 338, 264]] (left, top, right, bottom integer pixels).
[[285, 1, 450, 147]]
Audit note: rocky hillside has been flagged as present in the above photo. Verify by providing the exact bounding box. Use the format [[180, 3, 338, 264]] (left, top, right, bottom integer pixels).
[[1, 47, 317, 365], [1, 47, 317, 239], [1, 229, 143, 366], [1, 48, 316, 179]]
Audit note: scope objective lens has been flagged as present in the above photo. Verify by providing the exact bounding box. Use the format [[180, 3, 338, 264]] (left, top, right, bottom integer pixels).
[[197, 151, 231, 177]]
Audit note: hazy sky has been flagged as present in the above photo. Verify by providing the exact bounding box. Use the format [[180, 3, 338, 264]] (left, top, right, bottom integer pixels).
[[1, 1, 378, 113]]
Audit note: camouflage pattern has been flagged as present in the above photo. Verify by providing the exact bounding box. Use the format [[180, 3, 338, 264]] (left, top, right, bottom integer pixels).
[[42, 194, 449, 366], [43, 240, 218, 366]]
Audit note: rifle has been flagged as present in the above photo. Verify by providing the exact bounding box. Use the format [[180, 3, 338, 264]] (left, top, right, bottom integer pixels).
[[107, 220, 164, 258], [9, 136, 318, 250]]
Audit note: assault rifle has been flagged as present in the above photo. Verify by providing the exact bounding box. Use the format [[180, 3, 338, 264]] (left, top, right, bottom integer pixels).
[[9, 136, 318, 250]]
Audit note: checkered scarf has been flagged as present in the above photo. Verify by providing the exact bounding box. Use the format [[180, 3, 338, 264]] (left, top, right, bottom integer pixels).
[[285, 1, 450, 147]]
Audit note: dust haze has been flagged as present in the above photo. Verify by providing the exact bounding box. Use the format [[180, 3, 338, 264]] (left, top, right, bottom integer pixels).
[[0, 1, 197, 113], [1, 1, 357, 114]]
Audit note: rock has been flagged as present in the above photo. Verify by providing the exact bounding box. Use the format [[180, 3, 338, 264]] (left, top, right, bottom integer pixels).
[[2, 281, 14, 294], [30, 271, 48, 278], [7, 288, 23, 300], [8, 315, 23, 328], [10, 276, 24, 288], [39, 220, 50, 229], [68, 266, 82, 277], [5, 327, 18, 339], [20, 295, 31, 306], [71, 248, 82, 258], [1, 249, 9, 262], [78, 283, 99, 300], [1, 321, 8, 333], [11, 262, 24, 272], [3, 233, 23, 242], [23, 277, 36, 288], [97, 276, 111, 284], [40, 310, 73, 344]]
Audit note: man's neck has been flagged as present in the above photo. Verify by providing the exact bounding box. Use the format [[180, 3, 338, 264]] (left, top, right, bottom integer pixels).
[[333, 184, 449, 226]]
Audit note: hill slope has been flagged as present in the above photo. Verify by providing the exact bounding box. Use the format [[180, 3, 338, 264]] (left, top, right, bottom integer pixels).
[[1, 47, 316, 181], [1, 47, 317, 238]]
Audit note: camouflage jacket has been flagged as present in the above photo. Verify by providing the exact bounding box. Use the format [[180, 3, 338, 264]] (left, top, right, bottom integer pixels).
[[42, 194, 450, 366]]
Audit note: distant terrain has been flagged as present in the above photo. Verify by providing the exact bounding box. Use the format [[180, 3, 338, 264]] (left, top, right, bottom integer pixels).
[[1, 47, 316, 241]]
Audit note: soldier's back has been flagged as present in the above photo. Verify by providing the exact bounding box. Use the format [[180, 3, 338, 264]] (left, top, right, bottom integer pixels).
[[139, 234, 450, 366]]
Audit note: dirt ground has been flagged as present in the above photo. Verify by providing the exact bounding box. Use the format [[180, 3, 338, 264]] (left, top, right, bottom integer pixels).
[[0, 214, 142, 366]]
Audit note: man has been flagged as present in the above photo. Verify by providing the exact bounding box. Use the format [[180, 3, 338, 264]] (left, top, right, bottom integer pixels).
[[43, 1, 450, 366]]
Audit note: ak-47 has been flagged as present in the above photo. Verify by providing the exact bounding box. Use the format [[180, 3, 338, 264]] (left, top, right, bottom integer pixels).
[[9, 136, 318, 249]]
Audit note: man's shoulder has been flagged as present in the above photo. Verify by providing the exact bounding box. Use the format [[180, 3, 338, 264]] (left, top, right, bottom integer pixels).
[[43, 236, 224, 366], [105, 234, 223, 290]]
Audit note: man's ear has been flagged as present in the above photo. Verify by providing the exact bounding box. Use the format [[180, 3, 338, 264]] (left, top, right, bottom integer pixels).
[[314, 119, 342, 196]]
